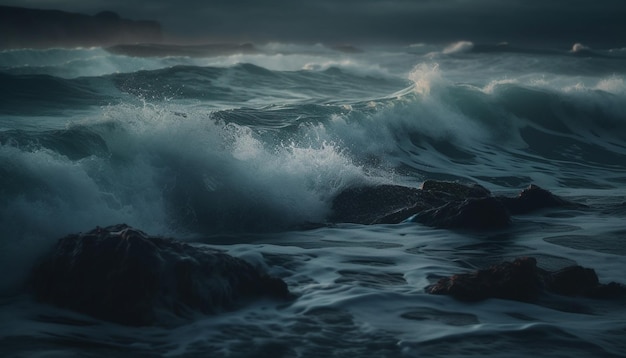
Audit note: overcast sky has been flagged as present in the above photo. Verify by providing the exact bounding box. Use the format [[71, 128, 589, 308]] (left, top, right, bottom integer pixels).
[[2, 0, 626, 48]]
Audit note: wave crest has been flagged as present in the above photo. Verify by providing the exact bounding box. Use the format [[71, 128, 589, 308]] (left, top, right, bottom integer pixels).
[[408, 63, 444, 96], [442, 41, 474, 55]]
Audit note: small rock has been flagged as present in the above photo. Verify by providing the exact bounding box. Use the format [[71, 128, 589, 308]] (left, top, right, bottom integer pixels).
[[426, 257, 626, 302], [426, 257, 542, 301]]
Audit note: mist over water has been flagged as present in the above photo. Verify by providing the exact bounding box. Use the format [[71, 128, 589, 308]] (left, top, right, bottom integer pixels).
[[1, 42, 626, 357]]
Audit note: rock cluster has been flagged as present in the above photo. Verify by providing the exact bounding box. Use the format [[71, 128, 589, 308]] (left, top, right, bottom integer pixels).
[[330, 180, 583, 229], [426, 257, 626, 301]]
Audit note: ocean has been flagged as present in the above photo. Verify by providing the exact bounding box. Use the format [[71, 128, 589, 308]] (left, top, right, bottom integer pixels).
[[1, 41, 625, 357]]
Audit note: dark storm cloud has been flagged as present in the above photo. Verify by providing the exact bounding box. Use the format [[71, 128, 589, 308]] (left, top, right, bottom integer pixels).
[[2, 0, 626, 47]]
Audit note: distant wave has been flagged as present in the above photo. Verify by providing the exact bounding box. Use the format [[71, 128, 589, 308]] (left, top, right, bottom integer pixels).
[[442, 41, 474, 55], [0, 62, 405, 116], [3, 72, 625, 240], [2, 46, 626, 242], [0, 72, 117, 115], [0, 44, 401, 80], [570, 42, 591, 53], [468, 42, 626, 60], [106, 42, 257, 58]]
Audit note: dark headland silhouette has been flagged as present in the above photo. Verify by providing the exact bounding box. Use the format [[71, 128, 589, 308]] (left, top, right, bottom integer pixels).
[[0, 6, 162, 49]]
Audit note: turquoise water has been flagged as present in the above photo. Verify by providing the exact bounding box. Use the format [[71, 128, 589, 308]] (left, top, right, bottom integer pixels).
[[1, 42, 625, 357]]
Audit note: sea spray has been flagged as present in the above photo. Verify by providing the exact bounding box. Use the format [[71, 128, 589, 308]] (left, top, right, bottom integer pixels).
[[0, 42, 625, 357]]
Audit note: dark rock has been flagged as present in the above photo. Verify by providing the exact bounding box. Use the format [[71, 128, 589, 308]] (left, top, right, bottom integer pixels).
[[420, 180, 491, 200], [329, 184, 422, 225], [374, 181, 496, 226], [31, 224, 290, 326], [426, 257, 626, 302], [410, 197, 511, 230], [498, 184, 583, 214], [548, 265, 599, 296], [589, 282, 626, 299], [329, 180, 583, 230], [426, 257, 543, 301], [329, 181, 493, 226]]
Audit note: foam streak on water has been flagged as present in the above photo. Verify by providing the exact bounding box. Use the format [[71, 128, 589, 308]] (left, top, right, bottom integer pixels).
[[1, 42, 625, 357]]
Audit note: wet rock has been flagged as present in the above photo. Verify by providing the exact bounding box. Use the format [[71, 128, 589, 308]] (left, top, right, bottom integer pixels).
[[374, 181, 495, 225], [547, 265, 625, 299], [31, 224, 290, 326], [329, 184, 423, 225], [329, 181, 495, 226], [548, 265, 600, 296], [410, 197, 511, 230], [426, 257, 626, 302], [426, 257, 542, 301], [498, 184, 583, 214], [329, 180, 582, 230], [420, 180, 491, 200]]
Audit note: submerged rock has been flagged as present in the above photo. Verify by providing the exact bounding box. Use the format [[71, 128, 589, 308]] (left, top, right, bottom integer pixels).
[[31, 224, 290, 326], [329, 180, 582, 230], [426, 257, 626, 302]]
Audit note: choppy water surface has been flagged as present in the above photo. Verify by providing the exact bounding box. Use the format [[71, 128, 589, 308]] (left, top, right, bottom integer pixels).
[[1, 41, 625, 357]]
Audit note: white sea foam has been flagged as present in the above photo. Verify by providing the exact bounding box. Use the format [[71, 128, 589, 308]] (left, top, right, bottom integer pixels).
[[595, 75, 625, 94], [408, 62, 444, 96], [0, 47, 191, 78], [482, 78, 518, 94], [2, 43, 626, 357], [97, 102, 371, 230]]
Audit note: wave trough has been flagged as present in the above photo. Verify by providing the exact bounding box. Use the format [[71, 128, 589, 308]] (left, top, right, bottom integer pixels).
[[1, 42, 626, 357]]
